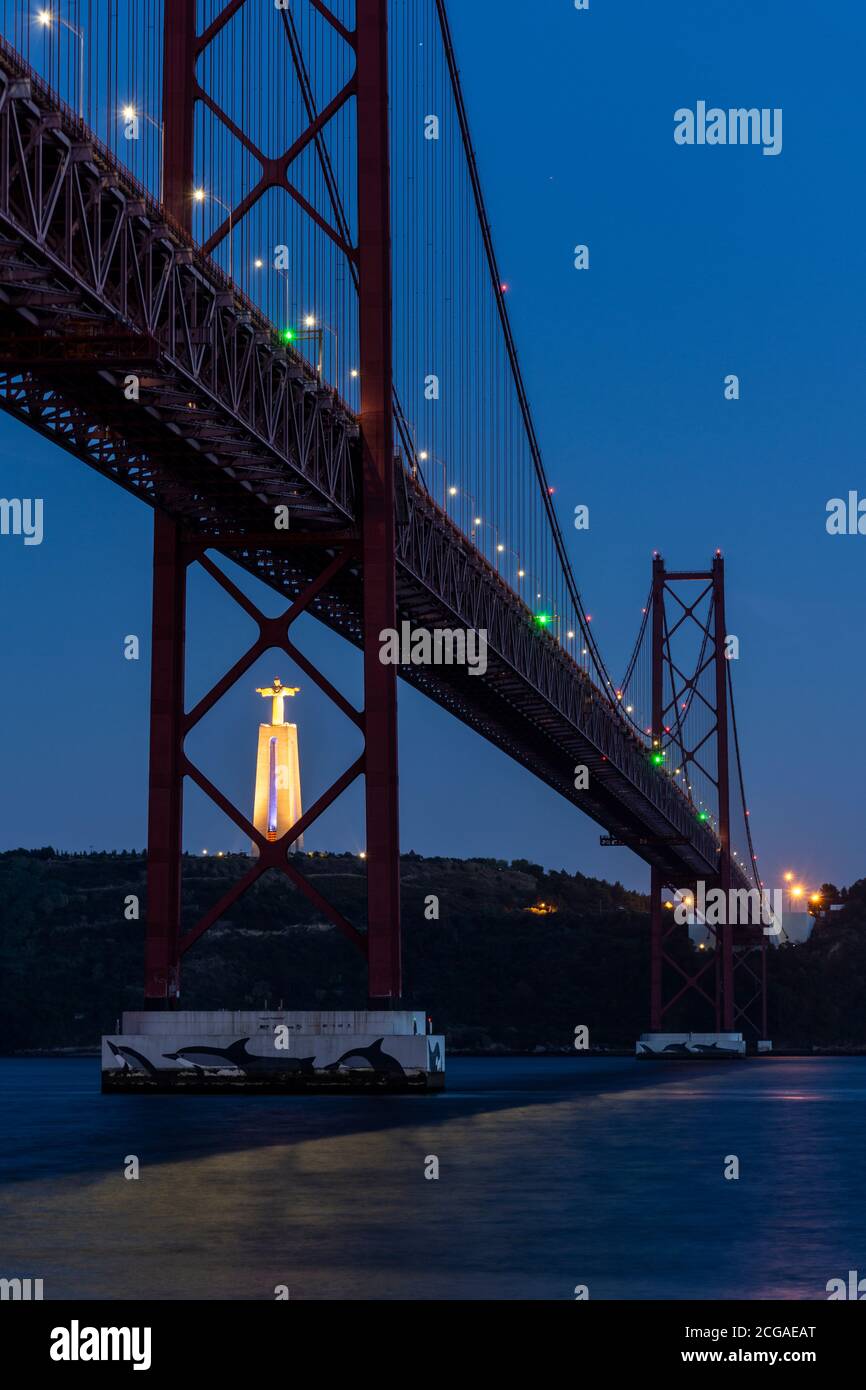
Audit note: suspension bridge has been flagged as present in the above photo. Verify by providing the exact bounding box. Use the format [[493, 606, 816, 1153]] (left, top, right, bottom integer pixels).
[[0, 0, 770, 1061]]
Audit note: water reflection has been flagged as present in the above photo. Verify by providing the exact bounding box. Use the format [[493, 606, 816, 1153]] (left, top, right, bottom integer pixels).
[[0, 1057, 861, 1300]]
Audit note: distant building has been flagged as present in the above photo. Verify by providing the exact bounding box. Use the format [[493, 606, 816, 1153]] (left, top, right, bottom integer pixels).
[[779, 912, 814, 944], [814, 903, 845, 930]]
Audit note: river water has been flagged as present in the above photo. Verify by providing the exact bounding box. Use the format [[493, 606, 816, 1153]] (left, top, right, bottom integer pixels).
[[1, 1056, 862, 1300]]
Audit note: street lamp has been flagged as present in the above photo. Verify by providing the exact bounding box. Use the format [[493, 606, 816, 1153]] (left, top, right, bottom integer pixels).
[[470, 514, 504, 566], [415, 450, 453, 509], [37, 7, 85, 121], [122, 103, 164, 202], [298, 314, 338, 381], [276, 268, 293, 338], [193, 187, 234, 282], [253, 258, 293, 342]]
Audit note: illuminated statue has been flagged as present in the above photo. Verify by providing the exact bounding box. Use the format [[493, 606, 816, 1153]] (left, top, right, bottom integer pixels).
[[256, 678, 300, 725], [252, 679, 303, 854]]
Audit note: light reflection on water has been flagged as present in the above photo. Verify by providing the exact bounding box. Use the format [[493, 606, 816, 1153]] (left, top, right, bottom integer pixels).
[[1, 1056, 863, 1300]]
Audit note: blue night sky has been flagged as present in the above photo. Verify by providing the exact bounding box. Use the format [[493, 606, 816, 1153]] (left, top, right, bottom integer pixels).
[[1, 0, 863, 894]]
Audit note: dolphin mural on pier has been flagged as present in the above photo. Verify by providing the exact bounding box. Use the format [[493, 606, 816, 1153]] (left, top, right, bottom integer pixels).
[[325, 1038, 406, 1076], [162, 1038, 317, 1075]]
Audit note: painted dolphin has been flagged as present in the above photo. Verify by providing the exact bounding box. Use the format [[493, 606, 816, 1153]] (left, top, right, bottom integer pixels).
[[163, 1038, 316, 1075], [325, 1038, 406, 1076], [106, 1040, 161, 1077]]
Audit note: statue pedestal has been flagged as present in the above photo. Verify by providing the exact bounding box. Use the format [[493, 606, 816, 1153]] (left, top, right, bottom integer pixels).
[[252, 720, 303, 853]]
